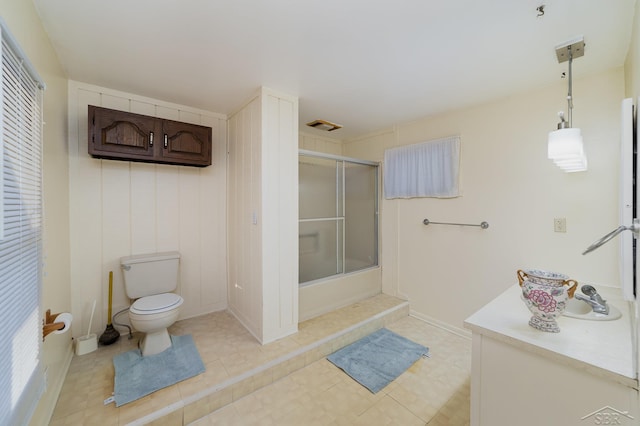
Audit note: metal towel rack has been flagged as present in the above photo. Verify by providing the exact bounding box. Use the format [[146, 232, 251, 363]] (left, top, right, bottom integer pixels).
[[423, 218, 489, 229]]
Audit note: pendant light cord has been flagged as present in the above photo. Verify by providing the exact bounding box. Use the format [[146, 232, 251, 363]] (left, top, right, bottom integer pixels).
[[567, 47, 573, 127]]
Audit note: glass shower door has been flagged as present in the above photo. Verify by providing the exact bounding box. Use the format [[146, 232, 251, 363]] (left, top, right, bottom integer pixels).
[[299, 152, 378, 284], [344, 161, 378, 273], [299, 156, 343, 283]]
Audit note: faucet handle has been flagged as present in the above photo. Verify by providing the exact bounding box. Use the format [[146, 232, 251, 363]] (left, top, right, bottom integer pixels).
[[581, 284, 597, 296]]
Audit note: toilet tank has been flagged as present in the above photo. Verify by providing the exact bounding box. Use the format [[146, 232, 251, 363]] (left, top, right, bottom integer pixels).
[[120, 251, 180, 299]]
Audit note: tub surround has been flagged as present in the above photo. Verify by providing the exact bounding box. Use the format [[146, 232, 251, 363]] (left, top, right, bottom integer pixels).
[[465, 284, 638, 426], [299, 267, 382, 321]]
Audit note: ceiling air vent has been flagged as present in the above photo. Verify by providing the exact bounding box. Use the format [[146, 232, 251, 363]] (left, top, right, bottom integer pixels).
[[306, 119, 342, 132]]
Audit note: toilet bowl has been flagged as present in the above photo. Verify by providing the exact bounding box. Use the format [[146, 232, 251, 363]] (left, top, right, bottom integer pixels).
[[120, 251, 183, 356], [129, 292, 183, 356]]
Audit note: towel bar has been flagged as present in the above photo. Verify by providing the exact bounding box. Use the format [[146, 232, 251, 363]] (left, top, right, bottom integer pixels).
[[423, 219, 489, 229]]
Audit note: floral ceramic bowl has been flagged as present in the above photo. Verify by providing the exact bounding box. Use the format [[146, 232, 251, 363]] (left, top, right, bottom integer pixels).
[[518, 269, 570, 285], [517, 269, 578, 333]]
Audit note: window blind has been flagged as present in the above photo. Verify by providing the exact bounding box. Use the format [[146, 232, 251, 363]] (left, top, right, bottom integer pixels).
[[383, 135, 460, 199], [0, 20, 46, 426]]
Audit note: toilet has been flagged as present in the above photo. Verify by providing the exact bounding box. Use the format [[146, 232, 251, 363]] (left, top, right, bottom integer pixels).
[[120, 251, 184, 356]]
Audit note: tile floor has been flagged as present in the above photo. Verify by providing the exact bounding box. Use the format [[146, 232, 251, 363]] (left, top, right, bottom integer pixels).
[[191, 315, 471, 426], [49, 294, 471, 425]]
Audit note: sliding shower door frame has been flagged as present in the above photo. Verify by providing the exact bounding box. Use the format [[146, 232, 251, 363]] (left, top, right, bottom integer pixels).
[[299, 149, 379, 286], [299, 149, 379, 167]]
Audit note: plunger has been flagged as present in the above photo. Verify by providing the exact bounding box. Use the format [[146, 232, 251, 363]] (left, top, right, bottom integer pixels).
[[99, 271, 120, 345]]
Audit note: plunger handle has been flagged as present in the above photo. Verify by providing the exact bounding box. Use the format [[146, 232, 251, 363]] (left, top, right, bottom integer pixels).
[[107, 271, 113, 325]]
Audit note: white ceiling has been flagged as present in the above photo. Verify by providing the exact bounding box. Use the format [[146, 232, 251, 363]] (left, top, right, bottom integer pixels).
[[33, 0, 636, 139]]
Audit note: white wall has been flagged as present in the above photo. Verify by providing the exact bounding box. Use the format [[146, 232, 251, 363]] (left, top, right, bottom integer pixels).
[[0, 1, 71, 424], [345, 69, 624, 330], [68, 81, 228, 339], [228, 93, 263, 338], [300, 132, 343, 155], [228, 88, 299, 344], [625, 1, 640, 100], [262, 89, 299, 342]]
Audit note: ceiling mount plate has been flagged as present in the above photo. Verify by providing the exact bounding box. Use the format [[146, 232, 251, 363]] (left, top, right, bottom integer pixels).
[[555, 36, 585, 63]]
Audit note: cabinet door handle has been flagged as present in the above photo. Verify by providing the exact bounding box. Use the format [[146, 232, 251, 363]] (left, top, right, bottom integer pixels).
[[149, 131, 154, 147], [164, 134, 168, 148]]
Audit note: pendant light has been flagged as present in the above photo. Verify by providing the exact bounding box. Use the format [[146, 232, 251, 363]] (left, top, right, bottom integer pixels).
[[548, 37, 587, 172]]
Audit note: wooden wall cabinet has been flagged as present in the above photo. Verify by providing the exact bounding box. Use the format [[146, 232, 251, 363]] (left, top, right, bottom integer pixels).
[[88, 105, 212, 167]]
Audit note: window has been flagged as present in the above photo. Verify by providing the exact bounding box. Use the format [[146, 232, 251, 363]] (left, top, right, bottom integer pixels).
[[384, 135, 460, 199], [0, 19, 46, 426]]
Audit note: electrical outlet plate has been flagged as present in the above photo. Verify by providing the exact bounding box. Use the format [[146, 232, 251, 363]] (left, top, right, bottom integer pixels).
[[554, 218, 567, 233]]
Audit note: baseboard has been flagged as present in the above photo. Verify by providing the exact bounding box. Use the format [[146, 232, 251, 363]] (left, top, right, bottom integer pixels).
[[409, 310, 471, 340], [227, 305, 263, 344]]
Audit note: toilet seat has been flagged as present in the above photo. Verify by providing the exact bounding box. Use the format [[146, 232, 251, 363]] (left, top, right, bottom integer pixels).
[[130, 293, 183, 315]]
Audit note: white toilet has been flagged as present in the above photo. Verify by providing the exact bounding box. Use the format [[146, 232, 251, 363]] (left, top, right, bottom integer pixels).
[[120, 251, 184, 356]]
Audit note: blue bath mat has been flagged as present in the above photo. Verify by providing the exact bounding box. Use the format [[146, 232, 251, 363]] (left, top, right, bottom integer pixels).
[[327, 328, 429, 393], [113, 334, 205, 407]]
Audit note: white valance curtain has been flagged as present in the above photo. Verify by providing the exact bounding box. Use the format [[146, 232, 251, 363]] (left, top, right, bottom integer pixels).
[[383, 135, 460, 199]]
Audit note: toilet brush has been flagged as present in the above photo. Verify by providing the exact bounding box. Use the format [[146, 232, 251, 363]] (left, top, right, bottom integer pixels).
[[75, 300, 97, 355], [99, 271, 120, 345]]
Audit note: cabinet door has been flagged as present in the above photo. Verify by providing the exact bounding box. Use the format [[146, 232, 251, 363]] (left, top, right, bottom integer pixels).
[[89, 106, 158, 161], [160, 119, 212, 166], [472, 335, 639, 426]]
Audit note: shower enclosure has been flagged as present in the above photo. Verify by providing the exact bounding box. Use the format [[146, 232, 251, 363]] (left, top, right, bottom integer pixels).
[[299, 150, 379, 284]]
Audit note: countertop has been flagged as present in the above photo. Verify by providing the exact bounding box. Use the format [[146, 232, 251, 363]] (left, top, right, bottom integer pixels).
[[464, 284, 637, 388]]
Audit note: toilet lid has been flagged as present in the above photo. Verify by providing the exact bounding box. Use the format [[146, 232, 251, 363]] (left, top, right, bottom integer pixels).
[[130, 293, 183, 314]]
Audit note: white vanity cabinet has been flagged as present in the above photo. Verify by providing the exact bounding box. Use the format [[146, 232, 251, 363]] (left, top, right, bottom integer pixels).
[[464, 285, 639, 426]]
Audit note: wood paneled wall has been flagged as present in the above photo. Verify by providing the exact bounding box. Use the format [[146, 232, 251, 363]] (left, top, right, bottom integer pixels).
[[68, 81, 228, 338], [227, 88, 299, 344]]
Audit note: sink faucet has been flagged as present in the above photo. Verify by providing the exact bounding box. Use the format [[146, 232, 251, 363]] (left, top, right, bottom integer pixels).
[[574, 285, 609, 315]]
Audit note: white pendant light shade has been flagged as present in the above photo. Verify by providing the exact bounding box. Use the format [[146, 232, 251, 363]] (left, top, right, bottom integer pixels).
[[548, 37, 587, 173], [553, 155, 588, 172], [548, 128, 587, 172], [548, 127, 583, 158]]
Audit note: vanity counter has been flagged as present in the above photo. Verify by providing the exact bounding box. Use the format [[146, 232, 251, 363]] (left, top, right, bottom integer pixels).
[[464, 284, 636, 387], [464, 284, 638, 426]]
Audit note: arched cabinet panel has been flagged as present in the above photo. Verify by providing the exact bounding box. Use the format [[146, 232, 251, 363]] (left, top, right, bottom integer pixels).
[[160, 119, 211, 166], [88, 105, 212, 167]]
